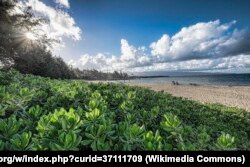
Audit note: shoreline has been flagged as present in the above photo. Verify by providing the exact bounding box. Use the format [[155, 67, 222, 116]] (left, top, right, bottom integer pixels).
[[125, 82, 250, 112]]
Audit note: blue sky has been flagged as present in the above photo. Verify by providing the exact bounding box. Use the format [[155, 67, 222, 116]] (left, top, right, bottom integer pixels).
[[58, 0, 250, 58], [22, 0, 250, 73]]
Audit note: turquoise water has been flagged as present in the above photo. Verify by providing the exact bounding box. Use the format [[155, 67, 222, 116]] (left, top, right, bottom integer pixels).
[[125, 74, 250, 86]]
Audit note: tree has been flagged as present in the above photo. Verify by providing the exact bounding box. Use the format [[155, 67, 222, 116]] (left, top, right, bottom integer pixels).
[[0, 0, 45, 68], [0, 0, 74, 79]]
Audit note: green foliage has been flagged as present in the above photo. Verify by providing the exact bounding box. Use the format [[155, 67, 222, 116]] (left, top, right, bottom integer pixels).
[[197, 127, 211, 150], [0, 70, 14, 85], [85, 91, 107, 121], [161, 113, 182, 133], [49, 131, 82, 151], [0, 104, 7, 117], [37, 108, 83, 136], [82, 121, 115, 151], [26, 105, 43, 120], [0, 71, 250, 150], [35, 108, 83, 150], [0, 140, 5, 150], [215, 133, 235, 150], [143, 130, 163, 150], [0, 115, 23, 138], [117, 123, 145, 150], [160, 113, 196, 150], [9, 132, 32, 151]]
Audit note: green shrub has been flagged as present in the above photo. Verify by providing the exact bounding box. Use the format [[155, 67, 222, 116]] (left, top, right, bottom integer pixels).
[[0, 70, 249, 150]]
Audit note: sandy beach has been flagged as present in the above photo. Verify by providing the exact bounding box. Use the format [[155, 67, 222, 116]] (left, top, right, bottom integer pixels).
[[126, 82, 250, 111]]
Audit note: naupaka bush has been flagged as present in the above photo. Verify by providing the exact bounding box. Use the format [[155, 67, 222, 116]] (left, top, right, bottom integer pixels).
[[0, 70, 250, 150]]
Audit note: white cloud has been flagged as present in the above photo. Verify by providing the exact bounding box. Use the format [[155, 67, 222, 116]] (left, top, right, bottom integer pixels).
[[12, 0, 81, 51], [150, 20, 238, 61], [70, 20, 250, 73], [25, 0, 81, 41], [128, 55, 250, 73], [119, 39, 150, 66], [150, 34, 170, 57], [69, 39, 152, 71], [55, 0, 70, 8], [69, 52, 250, 74], [69, 53, 115, 71], [8, 1, 25, 15], [121, 39, 136, 61]]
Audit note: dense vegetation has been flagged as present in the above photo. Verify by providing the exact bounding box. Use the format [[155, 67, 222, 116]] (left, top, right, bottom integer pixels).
[[1, 70, 250, 151], [72, 69, 129, 80]]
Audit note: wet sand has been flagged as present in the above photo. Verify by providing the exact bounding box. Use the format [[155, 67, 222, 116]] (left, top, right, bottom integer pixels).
[[126, 83, 250, 111]]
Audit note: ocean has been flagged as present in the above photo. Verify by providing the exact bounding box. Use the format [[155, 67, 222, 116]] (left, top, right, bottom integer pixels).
[[125, 74, 250, 86]]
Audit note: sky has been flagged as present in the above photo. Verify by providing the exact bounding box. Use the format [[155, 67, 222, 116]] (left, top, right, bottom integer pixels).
[[17, 0, 250, 74]]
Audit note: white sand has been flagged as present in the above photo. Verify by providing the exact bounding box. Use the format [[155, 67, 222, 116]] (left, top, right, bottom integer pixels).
[[127, 83, 250, 111]]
